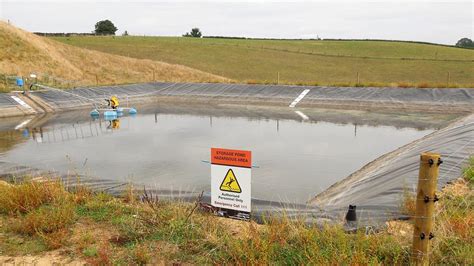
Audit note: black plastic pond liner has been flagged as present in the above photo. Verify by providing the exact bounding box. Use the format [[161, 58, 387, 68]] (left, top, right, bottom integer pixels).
[[0, 94, 19, 108], [32, 82, 474, 113], [312, 114, 474, 210]]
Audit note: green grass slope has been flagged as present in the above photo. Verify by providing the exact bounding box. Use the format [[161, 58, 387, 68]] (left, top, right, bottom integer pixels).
[[53, 36, 474, 87]]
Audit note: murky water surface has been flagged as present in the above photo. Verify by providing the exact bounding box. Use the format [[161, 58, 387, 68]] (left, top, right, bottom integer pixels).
[[0, 105, 448, 203]]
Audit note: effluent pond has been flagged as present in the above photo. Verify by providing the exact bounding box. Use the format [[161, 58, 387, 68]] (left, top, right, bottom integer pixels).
[[0, 104, 457, 204]]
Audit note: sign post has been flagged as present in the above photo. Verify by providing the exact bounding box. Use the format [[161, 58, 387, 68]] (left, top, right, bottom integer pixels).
[[211, 147, 251, 220]]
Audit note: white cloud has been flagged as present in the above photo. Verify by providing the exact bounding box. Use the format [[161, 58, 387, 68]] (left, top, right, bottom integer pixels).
[[1, 1, 472, 44]]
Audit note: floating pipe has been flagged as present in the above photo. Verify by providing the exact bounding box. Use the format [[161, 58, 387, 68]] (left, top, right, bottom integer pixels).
[[104, 110, 118, 117]]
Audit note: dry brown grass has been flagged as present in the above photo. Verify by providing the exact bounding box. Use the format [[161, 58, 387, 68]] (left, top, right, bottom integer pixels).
[[0, 21, 230, 87], [0, 181, 68, 214], [12, 203, 76, 236]]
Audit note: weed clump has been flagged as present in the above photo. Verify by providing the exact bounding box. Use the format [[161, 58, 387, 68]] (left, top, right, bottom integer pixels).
[[431, 178, 474, 264], [13, 203, 76, 235], [401, 188, 416, 216], [0, 181, 68, 214], [430, 158, 474, 264], [0, 181, 76, 250], [463, 156, 474, 186]]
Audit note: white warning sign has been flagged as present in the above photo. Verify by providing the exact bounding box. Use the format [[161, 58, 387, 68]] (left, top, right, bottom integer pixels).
[[211, 148, 251, 213]]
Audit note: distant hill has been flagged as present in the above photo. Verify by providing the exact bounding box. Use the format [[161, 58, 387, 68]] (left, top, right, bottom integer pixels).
[[0, 21, 230, 89], [53, 35, 474, 88]]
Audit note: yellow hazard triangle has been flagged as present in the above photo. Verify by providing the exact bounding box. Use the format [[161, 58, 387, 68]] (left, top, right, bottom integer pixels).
[[219, 169, 242, 193]]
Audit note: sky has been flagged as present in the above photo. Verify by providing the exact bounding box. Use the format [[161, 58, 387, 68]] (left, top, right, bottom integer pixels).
[[0, 0, 472, 45]]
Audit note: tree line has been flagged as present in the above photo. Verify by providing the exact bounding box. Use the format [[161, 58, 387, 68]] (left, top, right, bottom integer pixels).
[[35, 19, 474, 47], [95, 20, 203, 38]]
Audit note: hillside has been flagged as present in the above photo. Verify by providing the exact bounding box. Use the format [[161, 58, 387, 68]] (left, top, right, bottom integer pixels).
[[0, 22, 230, 89], [53, 36, 474, 87]]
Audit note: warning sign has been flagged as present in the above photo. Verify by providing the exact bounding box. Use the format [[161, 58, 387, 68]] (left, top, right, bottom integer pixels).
[[220, 169, 241, 193], [211, 148, 251, 168], [211, 148, 251, 214]]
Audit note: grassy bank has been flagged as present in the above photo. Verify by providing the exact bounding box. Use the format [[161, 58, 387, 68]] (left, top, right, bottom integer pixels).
[[52, 36, 474, 88], [0, 22, 229, 93], [0, 158, 472, 264]]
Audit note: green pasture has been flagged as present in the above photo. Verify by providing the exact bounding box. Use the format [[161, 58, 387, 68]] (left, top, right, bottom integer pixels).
[[52, 36, 474, 86]]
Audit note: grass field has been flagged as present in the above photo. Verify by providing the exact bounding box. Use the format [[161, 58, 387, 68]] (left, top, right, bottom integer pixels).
[[52, 36, 474, 87]]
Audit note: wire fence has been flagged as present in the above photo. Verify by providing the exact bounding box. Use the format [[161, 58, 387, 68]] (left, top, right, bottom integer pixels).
[[0, 72, 86, 92]]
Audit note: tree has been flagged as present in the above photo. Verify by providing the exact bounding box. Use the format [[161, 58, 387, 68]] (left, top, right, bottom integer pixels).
[[455, 38, 474, 48], [183, 28, 202, 38], [122, 30, 129, 36], [94, 20, 117, 35]]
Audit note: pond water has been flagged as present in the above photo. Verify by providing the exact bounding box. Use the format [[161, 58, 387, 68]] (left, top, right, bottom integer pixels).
[[0, 105, 446, 203]]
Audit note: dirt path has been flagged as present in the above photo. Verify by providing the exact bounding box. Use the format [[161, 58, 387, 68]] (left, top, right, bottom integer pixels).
[[0, 252, 86, 265]]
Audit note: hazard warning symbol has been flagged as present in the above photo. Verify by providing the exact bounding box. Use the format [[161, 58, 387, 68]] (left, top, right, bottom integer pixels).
[[220, 169, 241, 193], [211, 148, 251, 213]]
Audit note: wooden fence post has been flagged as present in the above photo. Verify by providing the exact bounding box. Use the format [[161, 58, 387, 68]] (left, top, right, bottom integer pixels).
[[277, 72, 280, 85], [357, 72, 360, 85], [412, 152, 442, 265], [447, 72, 450, 88]]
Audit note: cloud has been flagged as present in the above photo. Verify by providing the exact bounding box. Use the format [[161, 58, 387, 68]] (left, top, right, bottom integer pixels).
[[1, 1, 472, 44]]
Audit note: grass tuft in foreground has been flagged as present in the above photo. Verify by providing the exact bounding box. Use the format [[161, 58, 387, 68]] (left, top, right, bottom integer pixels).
[[463, 156, 474, 186], [0, 158, 472, 264], [0, 181, 68, 214]]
